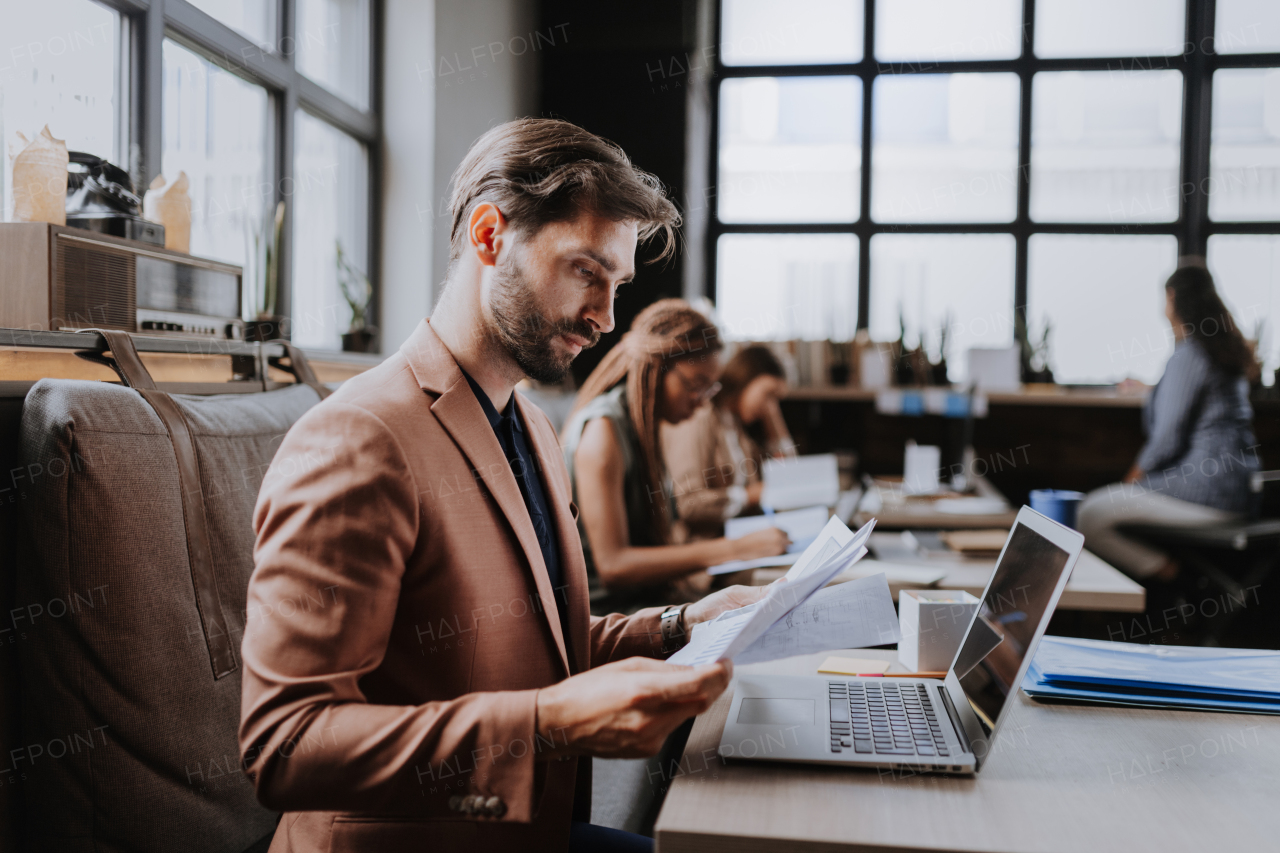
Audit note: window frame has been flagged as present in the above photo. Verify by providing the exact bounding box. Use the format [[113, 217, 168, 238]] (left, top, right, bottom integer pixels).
[[99, 0, 381, 349], [704, 0, 1280, 345]]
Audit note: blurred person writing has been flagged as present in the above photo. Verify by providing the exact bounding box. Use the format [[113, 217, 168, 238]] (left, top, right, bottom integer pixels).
[[1079, 265, 1260, 585], [663, 345, 798, 541], [563, 302, 790, 614]]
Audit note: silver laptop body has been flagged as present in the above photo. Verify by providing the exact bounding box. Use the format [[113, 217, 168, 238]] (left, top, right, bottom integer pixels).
[[719, 506, 1084, 775]]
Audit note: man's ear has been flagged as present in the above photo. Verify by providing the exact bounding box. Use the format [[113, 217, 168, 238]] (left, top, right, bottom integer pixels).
[[468, 202, 507, 268]]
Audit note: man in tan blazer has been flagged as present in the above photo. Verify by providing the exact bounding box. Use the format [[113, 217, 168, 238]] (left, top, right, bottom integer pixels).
[[239, 119, 765, 852]]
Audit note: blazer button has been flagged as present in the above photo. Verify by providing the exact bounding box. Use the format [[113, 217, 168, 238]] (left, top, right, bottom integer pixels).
[[484, 796, 505, 818], [448, 796, 463, 812]]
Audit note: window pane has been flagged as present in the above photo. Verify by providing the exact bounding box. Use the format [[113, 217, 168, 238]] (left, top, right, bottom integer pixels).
[[716, 234, 858, 340], [871, 73, 1019, 223], [718, 77, 861, 223], [1028, 235, 1178, 384], [1, 0, 120, 220], [162, 39, 270, 267], [1215, 0, 1280, 54], [186, 0, 275, 47], [292, 111, 369, 350], [1209, 69, 1280, 222], [1030, 70, 1183, 223], [296, 0, 370, 109], [876, 0, 1022, 62], [1034, 0, 1185, 58], [870, 234, 1015, 381], [1207, 235, 1280, 385], [721, 0, 863, 65]]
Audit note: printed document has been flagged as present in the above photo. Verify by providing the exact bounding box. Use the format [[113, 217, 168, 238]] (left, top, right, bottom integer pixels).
[[668, 517, 878, 666]]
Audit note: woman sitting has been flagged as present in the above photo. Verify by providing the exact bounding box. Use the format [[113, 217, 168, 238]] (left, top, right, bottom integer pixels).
[[562, 300, 789, 614], [1078, 265, 1260, 583], [663, 345, 798, 541]]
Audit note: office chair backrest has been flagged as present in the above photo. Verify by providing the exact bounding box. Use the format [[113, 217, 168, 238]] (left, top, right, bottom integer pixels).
[[13, 347, 325, 851]]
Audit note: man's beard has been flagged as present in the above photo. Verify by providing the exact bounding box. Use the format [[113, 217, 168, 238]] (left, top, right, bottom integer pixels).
[[489, 253, 600, 384]]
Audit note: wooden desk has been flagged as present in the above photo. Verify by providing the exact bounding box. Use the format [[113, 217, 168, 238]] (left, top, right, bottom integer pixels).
[[853, 476, 1020, 530], [655, 649, 1280, 853], [751, 546, 1145, 613]]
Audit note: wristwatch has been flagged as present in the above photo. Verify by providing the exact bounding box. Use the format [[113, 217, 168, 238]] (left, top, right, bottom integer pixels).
[[660, 603, 690, 655]]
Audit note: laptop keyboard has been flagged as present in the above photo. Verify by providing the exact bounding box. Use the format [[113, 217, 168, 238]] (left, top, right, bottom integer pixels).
[[828, 681, 951, 757]]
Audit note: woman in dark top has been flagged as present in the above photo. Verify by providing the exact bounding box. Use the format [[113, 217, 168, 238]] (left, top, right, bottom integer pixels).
[[1078, 265, 1260, 581], [562, 300, 789, 613]]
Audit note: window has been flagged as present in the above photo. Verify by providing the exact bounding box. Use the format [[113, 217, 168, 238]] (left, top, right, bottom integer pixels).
[[1030, 71, 1183, 223], [1209, 69, 1280, 222], [185, 0, 276, 47], [0, 0, 380, 350], [716, 234, 858, 341], [1207, 235, 1280, 384], [291, 111, 369, 349], [0, 0, 121, 220], [296, 0, 371, 109], [162, 39, 270, 268], [1028, 235, 1178, 383], [870, 234, 1016, 380], [718, 76, 861, 223], [872, 73, 1020, 223], [707, 0, 1280, 385]]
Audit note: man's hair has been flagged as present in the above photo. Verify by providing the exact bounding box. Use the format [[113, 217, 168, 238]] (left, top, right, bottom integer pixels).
[[447, 118, 681, 270]]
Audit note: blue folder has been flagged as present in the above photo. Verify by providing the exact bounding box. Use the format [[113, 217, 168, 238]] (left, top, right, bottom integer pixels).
[[1021, 636, 1280, 715]]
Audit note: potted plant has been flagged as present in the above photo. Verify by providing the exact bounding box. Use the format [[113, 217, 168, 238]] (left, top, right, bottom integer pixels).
[[244, 201, 286, 341], [1016, 314, 1054, 384], [336, 240, 376, 353]]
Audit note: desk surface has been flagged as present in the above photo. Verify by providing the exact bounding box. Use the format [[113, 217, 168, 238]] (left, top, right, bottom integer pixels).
[[655, 649, 1280, 853], [751, 542, 1145, 613]]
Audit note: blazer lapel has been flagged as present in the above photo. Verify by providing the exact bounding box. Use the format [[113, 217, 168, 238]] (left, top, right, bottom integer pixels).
[[516, 393, 591, 675], [404, 320, 571, 675]]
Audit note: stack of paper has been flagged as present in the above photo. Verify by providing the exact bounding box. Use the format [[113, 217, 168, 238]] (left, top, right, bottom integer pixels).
[[670, 518, 899, 667], [1022, 636, 1280, 715]]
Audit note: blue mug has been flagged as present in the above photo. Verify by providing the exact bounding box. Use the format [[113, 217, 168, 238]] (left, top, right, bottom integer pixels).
[[1029, 489, 1085, 529]]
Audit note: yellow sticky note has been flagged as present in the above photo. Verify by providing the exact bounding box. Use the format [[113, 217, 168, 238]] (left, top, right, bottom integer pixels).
[[817, 656, 891, 675]]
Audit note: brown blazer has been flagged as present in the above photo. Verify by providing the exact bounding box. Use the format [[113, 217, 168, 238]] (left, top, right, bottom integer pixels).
[[239, 319, 666, 852]]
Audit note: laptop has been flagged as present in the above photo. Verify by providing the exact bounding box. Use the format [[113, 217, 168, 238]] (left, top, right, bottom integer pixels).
[[718, 506, 1084, 775]]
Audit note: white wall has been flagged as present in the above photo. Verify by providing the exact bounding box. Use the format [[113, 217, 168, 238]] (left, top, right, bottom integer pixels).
[[379, 0, 436, 354], [430, 0, 541, 300], [379, 0, 542, 353]]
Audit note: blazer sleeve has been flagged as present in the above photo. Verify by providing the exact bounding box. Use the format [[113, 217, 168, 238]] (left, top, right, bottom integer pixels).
[[239, 402, 542, 823], [1136, 344, 1210, 475], [587, 608, 669, 666]]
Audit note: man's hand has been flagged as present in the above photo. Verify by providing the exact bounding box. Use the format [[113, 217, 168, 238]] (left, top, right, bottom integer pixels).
[[534, 658, 732, 759], [683, 582, 774, 630]]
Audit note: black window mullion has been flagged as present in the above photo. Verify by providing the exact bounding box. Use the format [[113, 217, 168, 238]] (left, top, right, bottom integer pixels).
[[1181, 0, 1216, 256], [141, 0, 165, 186], [1013, 0, 1035, 337], [856, 0, 875, 330]]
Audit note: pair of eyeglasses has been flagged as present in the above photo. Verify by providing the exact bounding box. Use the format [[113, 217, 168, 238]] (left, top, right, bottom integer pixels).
[[671, 366, 721, 403]]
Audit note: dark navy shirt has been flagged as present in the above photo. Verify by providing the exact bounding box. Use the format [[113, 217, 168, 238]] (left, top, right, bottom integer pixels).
[[462, 372, 570, 635]]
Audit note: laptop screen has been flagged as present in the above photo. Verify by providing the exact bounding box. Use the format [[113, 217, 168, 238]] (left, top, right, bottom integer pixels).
[[953, 522, 1070, 731]]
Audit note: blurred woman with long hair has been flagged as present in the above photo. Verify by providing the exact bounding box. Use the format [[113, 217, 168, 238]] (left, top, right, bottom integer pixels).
[[562, 300, 789, 613], [663, 344, 798, 541], [1079, 264, 1260, 583]]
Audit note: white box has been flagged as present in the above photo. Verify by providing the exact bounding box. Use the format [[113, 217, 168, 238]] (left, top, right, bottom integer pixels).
[[966, 345, 1020, 391], [897, 590, 980, 673]]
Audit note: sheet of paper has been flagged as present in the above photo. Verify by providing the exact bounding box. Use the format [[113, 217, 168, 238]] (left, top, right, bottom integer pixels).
[[734, 574, 901, 665], [668, 517, 875, 666], [818, 656, 892, 675], [706, 552, 801, 576], [724, 505, 829, 553], [762, 454, 840, 511], [833, 559, 948, 588]]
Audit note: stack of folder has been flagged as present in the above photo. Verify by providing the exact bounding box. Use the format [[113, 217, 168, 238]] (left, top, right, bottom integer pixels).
[[1022, 636, 1280, 715]]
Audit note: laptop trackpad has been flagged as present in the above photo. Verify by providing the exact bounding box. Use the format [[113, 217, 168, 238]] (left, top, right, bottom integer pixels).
[[736, 697, 815, 725]]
